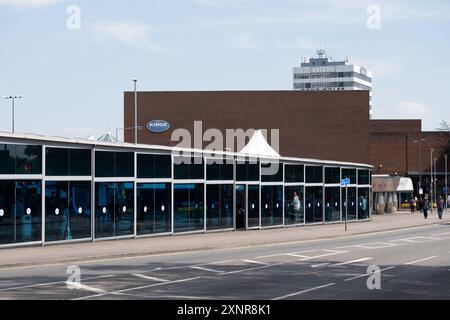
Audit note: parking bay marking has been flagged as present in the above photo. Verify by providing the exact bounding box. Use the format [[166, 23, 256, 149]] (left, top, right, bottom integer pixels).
[[272, 283, 336, 300], [404, 255, 439, 265], [131, 274, 169, 282]]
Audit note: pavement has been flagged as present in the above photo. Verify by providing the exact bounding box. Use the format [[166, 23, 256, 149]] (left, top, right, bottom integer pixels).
[[0, 210, 450, 300], [0, 210, 448, 269]]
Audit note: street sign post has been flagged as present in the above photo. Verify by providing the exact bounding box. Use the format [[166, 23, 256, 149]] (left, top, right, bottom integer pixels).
[[341, 177, 350, 231]]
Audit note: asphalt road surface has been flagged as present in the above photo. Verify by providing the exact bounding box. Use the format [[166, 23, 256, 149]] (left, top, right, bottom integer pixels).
[[1, 223, 450, 300]]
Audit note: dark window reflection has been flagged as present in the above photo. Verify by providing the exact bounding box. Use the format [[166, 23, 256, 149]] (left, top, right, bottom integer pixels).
[[174, 157, 204, 180], [261, 185, 283, 226], [343, 187, 357, 220], [261, 162, 283, 182], [305, 186, 323, 223], [15, 181, 42, 243], [358, 188, 370, 219], [306, 166, 323, 183], [95, 182, 134, 238], [325, 167, 340, 184], [206, 158, 233, 181], [95, 151, 133, 177], [137, 183, 171, 235], [137, 154, 171, 179], [285, 165, 304, 183], [325, 187, 341, 222], [206, 184, 233, 230], [236, 159, 259, 181], [0, 144, 42, 175], [342, 168, 356, 185], [358, 170, 370, 185], [247, 185, 260, 227], [173, 183, 204, 232]]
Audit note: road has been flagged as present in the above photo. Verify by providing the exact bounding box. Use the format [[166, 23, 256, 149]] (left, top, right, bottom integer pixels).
[[1, 223, 450, 300]]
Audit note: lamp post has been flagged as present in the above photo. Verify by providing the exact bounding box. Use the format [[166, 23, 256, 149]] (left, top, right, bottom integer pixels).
[[413, 138, 426, 196], [445, 154, 448, 209], [132, 78, 138, 144], [434, 157, 437, 207], [2, 95, 23, 133], [430, 148, 434, 212], [116, 126, 143, 143]]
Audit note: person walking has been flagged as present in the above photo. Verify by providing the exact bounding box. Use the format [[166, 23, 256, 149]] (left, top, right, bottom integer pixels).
[[437, 196, 444, 220], [409, 198, 415, 214], [418, 197, 424, 213], [423, 196, 429, 219]]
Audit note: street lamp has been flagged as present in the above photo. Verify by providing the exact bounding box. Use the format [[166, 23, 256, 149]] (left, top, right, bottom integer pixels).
[[2, 95, 23, 133], [445, 154, 448, 209], [430, 148, 434, 212], [116, 126, 143, 143], [132, 78, 138, 144], [413, 138, 426, 196], [434, 157, 437, 207]]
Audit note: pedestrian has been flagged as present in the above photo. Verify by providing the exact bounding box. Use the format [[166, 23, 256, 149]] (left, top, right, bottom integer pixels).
[[418, 197, 424, 213], [423, 196, 429, 219], [409, 198, 415, 213], [437, 196, 444, 220]]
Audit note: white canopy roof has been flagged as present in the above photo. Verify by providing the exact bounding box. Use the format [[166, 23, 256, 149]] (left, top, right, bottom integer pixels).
[[239, 130, 280, 158], [397, 177, 414, 192]]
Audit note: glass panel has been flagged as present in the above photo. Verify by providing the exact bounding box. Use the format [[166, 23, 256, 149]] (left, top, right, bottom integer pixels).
[[342, 168, 357, 185], [69, 181, 92, 239], [45, 181, 69, 241], [69, 149, 91, 176], [261, 185, 283, 226], [325, 187, 341, 222], [15, 181, 42, 243], [305, 186, 323, 223], [174, 183, 204, 233], [46, 148, 69, 176], [190, 183, 204, 231], [235, 185, 246, 229], [305, 166, 323, 183], [358, 188, 370, 219], [342, 187, 357, 221], [261, 162, 283, 182], [15, 145, 42, 174], [236, 159, 259, 181], [115, 182, 134, 236], [247, 185, 259, 227], [325, 167, 340, 184], [284, 186, 304, 225], [174, 184, 190, 232], [115, 153, 134, 177], [95, 182, 115, 238], [206, 184, 233, 230], [0, 144, 14, 174], [137, 183, 171, 235], [285, 164, 304, 183], [174, 157, 204, 179], [0, 181, 14, 244], [137, 154, 171, 179], [206, 158, 233, 181], [358, 170, 370, 185], [95, 151, 115, 177]]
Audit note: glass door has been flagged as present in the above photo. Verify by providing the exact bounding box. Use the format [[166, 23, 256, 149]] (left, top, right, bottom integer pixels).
[[235, 184, 246, 230]]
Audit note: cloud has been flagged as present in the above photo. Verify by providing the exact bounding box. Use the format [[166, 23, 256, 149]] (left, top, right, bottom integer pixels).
[[226, 32, 259, 50], [396, 101, 428, 117], [93, 22, 165, 53], [0, 0, 61, 7]]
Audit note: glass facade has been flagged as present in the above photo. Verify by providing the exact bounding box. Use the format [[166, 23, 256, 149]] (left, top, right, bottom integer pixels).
[[95, 182, 134, 238], [325, 187, 341, 222], [284, 186, 304, 225], [206, 184, 233, 230], [305, 186, 323, 223], [0, 138, 372, 247], [136, 183, 171, 235], [261, 185, 283, 226], [173, 183, 204, 232], [45, 181, 91, 241]]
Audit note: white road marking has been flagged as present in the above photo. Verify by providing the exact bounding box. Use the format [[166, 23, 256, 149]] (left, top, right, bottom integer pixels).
[[65, 282, 106, 294], [242, 259, 269, 266], [285, 253, 310, 258], [131, 274, 169, 282], [344, 266, 396, 281], [354, 242, 397, 249], [190, 266, 223, 273], [209, 260, 235, 265], [404, 255, 439, 265], [73, 276, 200, 300], [332, 257, 373, 266], [0, 274, 114, 292], [300, 250, 348, 261], [272, 283, 336, 300], [311, 263, 330, 268], [219, 263, 284, 275]]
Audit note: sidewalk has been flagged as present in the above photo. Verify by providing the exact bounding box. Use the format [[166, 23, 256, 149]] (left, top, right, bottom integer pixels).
[[1, 211, 449, 269]]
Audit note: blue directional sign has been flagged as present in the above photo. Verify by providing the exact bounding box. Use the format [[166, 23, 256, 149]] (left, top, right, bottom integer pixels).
[[444, 187, 449, 194], [341, 177, 350, 186]]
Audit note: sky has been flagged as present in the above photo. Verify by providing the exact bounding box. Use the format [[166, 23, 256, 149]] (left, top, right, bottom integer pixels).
[[0, 0, 449, 139]]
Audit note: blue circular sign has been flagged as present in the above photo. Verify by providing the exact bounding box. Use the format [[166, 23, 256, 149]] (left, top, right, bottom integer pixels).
[[146, 120, 170, 133]]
